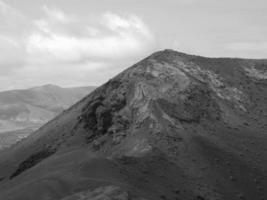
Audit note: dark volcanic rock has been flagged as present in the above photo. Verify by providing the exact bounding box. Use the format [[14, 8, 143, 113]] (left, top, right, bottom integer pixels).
[[10, 148, 56, 179]]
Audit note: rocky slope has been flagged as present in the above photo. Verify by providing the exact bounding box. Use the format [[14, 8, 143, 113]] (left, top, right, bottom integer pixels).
[[0, 84, 96, 149], [0, 50, 266, 200]]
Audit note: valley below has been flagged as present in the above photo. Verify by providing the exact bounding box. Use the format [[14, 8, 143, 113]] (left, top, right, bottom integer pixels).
[[0, 85, 96, 150]]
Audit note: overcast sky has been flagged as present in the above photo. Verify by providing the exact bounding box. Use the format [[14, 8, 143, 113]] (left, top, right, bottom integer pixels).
[[0, 0, 266, 91]]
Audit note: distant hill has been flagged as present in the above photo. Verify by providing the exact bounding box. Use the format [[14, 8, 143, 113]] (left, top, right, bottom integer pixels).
[[0, 84, 96, 149]]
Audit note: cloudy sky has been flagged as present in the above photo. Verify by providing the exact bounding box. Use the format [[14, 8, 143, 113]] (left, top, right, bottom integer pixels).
[[0, 0, 266, 91]]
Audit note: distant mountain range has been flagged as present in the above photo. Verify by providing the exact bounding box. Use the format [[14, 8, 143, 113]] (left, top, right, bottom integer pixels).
[[0, 84, 96, 149]]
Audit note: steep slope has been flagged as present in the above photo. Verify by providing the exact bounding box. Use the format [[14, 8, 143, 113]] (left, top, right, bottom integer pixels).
[[0, 50, 266, 200], [0, 84, 96, 149]]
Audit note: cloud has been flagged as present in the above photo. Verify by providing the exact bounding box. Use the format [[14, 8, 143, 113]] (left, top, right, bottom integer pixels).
[[42, 5, 74, 23], [0, 0, 31, 74], [0, 35, 21, 63], [0, 0, 19, 20], [102, 12, 152, 39], [26, 8, 155, 65], [0, 0, 27, 73], [0, 0, 30, 35], [0, 3, 156, 90]]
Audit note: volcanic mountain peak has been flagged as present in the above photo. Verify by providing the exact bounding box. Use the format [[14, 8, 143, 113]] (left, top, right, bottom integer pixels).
[[0, 50, 266, 200], [5, 50, 263, 151], [18, 49, 262, 156]]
